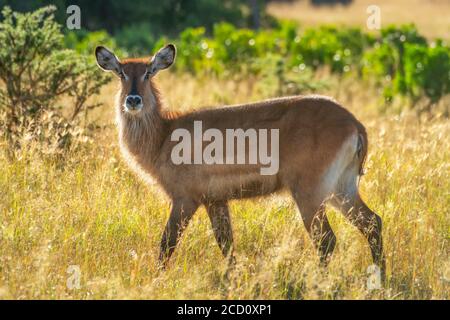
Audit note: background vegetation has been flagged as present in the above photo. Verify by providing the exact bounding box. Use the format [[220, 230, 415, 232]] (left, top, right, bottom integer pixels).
[[0, 0, 448, 299]]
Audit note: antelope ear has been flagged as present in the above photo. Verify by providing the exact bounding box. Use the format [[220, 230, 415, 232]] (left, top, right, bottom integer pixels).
[[147, 44, 176, 75], [95, 46, 122, 75]]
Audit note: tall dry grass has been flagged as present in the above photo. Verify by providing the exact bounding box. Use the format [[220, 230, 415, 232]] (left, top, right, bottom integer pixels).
[[0, 72, 448, 299]]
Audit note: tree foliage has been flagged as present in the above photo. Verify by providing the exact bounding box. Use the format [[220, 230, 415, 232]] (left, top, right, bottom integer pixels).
[[0, 0, 250, 34], [154, 22, 449, 112], [0, 6, 110, 151]]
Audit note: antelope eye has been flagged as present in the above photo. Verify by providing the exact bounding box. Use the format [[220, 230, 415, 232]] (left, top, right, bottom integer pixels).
[[144, 72, 150, 80]]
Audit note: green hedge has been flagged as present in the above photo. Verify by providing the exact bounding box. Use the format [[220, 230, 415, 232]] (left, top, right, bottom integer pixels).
[[66, 22, 450, 109]]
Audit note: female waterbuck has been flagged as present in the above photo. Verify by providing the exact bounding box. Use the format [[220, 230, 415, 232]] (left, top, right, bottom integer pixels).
[[95, 44, 385, 277]]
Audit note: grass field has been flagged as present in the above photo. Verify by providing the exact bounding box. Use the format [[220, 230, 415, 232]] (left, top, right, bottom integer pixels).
[[0, 71, 449, 299]]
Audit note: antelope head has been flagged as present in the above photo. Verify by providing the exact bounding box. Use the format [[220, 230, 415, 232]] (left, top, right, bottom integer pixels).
[[95, 44, 176, 116]]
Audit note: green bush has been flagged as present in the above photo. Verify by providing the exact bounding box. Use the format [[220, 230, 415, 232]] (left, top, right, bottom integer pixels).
[[289, 26, 374, 74], [171, 22, 293, 76], [114, 23, 156, 56], [362, 24, 449, 110], [256, 55, 328, 97], [65, 30, 119, 55], [0, 6, 110, 152], [402, 42, 450, 110], [0, 0, 251, 34], [164, 23, 378, 78], [174, 27, 213, 74], [58, 17, 450, 115], [145, 22, 449, 113]]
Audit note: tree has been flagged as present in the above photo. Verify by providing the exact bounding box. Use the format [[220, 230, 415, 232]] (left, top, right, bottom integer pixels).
[[0, 6, 110, 151], [0, 0, 250, 35]]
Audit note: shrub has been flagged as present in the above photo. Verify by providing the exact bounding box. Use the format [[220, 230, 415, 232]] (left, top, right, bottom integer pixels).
[[402, 41, 450, 112], [256, 55, 328, 97], [174, 27, 214, 74], [114, 23, 156, 56], [164, 23, 377, 78], [362, 25, 449, 111], [64, 29, 119, 55], [0, 6, 110, 153], [0, 0, 250, 34], [171, 22, 291, 76], [289, 26, 373, 74], [150, 21, 449, 115]]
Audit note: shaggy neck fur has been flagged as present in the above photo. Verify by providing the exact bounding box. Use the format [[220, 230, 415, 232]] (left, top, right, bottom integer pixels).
[[116, 87, 167, 174]]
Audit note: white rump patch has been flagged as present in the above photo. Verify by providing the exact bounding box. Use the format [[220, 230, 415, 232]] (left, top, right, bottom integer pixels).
[[321, 133, 359, 199]]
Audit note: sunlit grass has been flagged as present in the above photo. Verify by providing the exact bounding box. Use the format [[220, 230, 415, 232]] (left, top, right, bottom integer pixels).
[[0, 73, 448, 299]]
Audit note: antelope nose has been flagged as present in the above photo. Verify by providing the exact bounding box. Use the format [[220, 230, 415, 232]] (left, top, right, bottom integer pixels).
[[126, 95, 142, 108]]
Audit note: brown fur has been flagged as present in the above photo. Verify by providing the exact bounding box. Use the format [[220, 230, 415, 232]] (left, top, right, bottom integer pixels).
[[100, 52, 385, 278]]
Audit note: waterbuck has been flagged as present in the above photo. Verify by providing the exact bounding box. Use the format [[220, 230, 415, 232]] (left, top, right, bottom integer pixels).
[[95, 44, 386, 277]]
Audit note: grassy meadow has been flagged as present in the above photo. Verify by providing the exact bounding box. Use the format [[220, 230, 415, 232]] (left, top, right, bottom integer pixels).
[[0, 72, 448, 299]]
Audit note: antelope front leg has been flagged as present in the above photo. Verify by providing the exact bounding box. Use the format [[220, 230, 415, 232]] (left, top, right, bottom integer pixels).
[[159, 198, 199, 267], [205, 201, 234, 259]]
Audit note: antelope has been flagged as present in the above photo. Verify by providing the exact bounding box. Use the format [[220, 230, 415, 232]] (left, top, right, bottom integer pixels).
[[95, 44, 386, 278]]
